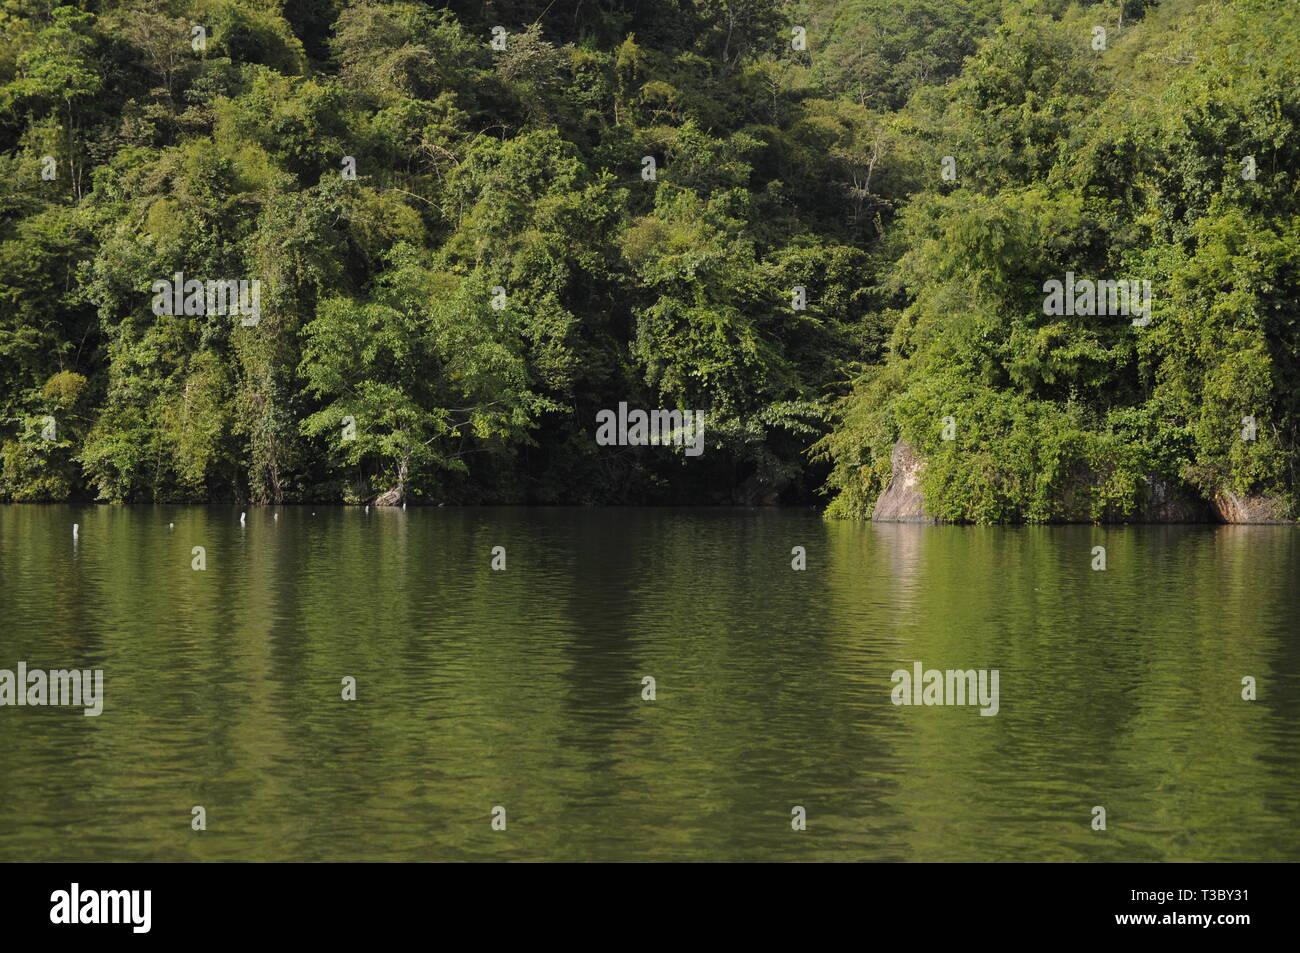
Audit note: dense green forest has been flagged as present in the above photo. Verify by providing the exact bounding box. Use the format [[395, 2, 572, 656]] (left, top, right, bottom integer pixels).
[[1, 0, 1297, 520]]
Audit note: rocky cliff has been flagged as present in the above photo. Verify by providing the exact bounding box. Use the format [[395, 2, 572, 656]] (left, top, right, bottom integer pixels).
[[871, 441, 1290, 524]]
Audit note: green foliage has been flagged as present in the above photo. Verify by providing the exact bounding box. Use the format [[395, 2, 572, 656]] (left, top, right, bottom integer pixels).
[[1, 0, 1297, 519], [821, 0, 1300, 523]]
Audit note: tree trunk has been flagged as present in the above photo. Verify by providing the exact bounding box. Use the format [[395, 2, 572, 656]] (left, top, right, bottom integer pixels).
[[372, 458, 409, 506]]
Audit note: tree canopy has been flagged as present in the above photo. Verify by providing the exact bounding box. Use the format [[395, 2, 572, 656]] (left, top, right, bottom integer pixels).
[[1, 0, 1297, 520]]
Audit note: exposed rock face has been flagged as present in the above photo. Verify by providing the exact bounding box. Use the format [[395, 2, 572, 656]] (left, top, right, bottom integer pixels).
[[1212, 489, 1292, 524], [372, 460, 408, 507], [732, 472, 788, 505], [869, 440, 1277, 524], [871, 440, 938, 523], [1134, 476, 1216, 523]]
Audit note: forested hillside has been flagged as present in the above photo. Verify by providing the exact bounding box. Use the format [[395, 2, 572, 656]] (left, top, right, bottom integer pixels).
[[1, 0, 1297, 520]]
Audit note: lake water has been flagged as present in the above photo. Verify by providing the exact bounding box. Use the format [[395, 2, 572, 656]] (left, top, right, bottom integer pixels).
[[1, 505, 1297, 861]]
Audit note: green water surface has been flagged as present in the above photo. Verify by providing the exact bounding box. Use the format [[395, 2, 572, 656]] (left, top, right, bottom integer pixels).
[[1, 505, 1296, 861]]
